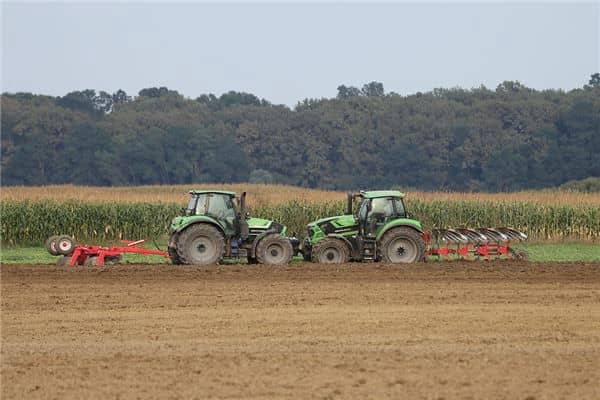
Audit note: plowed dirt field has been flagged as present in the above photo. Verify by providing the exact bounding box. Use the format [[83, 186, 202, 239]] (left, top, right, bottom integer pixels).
[[2, 262, 600, 399]]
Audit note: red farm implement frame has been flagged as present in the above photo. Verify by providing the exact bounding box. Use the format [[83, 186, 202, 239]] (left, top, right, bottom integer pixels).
[[46, 235, 170, 266]]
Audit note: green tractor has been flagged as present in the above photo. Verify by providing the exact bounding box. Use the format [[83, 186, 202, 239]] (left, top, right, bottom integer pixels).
[[302, 190, 426, 263], [168, 190, 299, 265]]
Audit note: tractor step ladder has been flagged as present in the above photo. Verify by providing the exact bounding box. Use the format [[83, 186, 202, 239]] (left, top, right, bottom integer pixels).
[[361, 236, 377, 262]]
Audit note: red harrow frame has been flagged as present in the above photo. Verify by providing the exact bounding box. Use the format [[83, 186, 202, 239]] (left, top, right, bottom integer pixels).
[[46, 235, 170, 266], [424, 227, 528, 261]]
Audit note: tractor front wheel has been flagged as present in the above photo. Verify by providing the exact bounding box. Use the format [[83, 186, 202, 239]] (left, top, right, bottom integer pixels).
[[256, 234, 293, 265], [311, 238, 350, 264], [177, 224, 225, 265], [379, 227, 425, 263]]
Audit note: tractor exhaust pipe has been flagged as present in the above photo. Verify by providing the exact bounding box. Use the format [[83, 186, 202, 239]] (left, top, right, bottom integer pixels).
[[239, 191, 249, 240], [346, 192, 353, 215]]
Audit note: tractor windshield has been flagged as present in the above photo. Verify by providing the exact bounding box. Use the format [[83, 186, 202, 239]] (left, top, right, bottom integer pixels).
[[187, 194, 207, 215], [207, 194, 237, 230], [207, 194, 236, 219]]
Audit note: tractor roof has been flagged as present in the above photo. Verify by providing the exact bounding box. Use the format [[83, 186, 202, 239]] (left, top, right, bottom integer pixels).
[[360, 190, 405, 199], [189, 190, 236, 197]]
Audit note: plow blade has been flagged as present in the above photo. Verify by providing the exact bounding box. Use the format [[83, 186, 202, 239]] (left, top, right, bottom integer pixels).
[[425, 227, 528, 261]]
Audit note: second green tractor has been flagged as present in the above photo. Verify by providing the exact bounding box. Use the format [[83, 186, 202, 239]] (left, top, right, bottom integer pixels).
[[168, 190, 299, 265], [302, 190, 426, 263]]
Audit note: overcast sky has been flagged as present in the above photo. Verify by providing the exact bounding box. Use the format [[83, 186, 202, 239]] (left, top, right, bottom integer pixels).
[[2, 2, 598, 106]]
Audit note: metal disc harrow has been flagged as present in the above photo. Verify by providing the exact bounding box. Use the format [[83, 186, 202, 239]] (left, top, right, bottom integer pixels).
[[424, 227, 528, 260], [46, 235, 170, 266]]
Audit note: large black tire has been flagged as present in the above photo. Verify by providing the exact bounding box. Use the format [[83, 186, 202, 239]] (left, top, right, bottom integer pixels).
[[55, 235, 76, 256], [255, 234, 293, 265], [45, 235, 61, 256], [379, 227, 425, 263], [168, 246, 183, 265], [176, 224, 224, 265], [311, 237, 350, 264]]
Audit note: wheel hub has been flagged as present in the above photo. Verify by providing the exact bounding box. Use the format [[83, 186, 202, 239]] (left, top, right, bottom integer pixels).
[[387, 238, 416, 263]]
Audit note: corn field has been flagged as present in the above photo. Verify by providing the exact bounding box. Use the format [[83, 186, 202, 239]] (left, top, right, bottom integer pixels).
[[1, 199, 598, 245], [3, 184, 600, 206]]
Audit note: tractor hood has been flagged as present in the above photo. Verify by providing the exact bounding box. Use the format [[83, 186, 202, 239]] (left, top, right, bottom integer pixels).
[[247, 217, 272, 230], [307, 214, 357, 228], [248, 217, 287, 236], [306, 214, 358, 244]]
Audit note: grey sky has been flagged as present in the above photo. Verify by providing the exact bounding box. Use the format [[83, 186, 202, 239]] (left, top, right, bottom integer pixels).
[[2, 2, 598, 106]]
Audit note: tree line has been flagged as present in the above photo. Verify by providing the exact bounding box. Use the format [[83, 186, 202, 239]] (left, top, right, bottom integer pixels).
[[2, 74, 599, 191]]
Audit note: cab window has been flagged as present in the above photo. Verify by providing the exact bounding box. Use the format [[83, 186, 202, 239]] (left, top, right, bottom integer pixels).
[[369, 198, 394, 218], [393, 198, 406, 217], [207, 194, 236, 220], [188, 194, 207, 215]]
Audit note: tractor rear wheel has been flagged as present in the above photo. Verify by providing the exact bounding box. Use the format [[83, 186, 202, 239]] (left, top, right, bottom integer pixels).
[[168, 246, 183, 265], [177, 224, 224, 265], [379, 227, 425, 263], [311, 238, 350, 264], [255, 234, 293, 265]]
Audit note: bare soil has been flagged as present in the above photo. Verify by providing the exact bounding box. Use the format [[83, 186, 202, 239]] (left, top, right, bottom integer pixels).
[[2, 262, 600, 399]]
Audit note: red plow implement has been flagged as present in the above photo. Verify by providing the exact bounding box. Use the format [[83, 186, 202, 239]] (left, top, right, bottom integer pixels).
[[46, 235, 170, 266], [424, 227, 528, 261]]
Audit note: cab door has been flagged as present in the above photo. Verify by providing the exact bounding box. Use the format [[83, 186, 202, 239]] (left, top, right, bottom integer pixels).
[[365, 197, 395, 236], [206, 194, 238, 236]]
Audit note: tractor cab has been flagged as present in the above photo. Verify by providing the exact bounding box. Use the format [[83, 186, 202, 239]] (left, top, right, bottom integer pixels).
[[185, 190, 240, 236], [353, 191, 408, 237]]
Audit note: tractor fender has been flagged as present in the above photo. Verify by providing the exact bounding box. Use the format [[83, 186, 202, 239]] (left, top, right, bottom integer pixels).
[[376, 219, 423, 242], [169, 218, 225, 248], [172, 216, 223, 235], [250, 229, 282, 258]]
